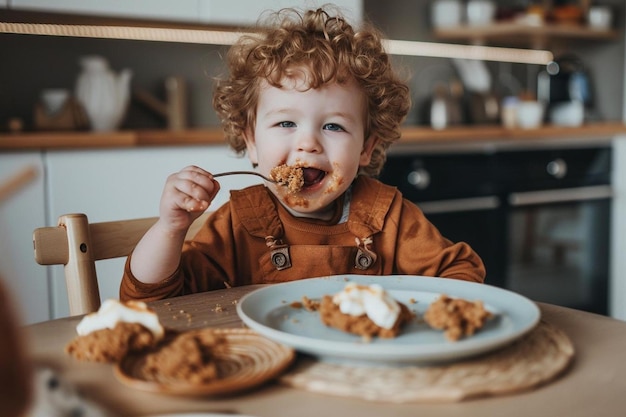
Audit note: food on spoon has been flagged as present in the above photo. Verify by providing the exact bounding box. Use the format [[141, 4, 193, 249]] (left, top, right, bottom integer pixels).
[[139, 329, 224, 384], [270, 164, 304, 193], [65, 299, 164, 363], [423, 294, 493, 341], [318, 282, 414, 339]]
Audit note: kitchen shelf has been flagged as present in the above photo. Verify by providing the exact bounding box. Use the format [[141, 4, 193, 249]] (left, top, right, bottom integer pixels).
[[400, 122, 626, 143], [2, 122, 626, 151], [0, 128, 226, 150], [434, 22, 619, 49]]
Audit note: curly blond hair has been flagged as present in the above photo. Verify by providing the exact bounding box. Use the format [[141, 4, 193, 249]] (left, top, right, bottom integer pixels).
[[212, 7, 410, 176]]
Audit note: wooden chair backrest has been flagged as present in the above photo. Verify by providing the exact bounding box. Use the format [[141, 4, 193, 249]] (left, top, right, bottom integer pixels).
[[33, 212, 210, 316]]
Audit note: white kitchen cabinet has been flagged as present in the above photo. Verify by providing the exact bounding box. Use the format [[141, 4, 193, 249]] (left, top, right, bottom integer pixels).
[[10, 0, 201, 22], [197, 0, 363, 25], [0, 152, 48, 325], [45, 145, 258, 319], [9, 0, 363, 25]]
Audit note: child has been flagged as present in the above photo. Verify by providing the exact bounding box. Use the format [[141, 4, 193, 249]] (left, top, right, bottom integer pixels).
[[120, 7, 485, 302]]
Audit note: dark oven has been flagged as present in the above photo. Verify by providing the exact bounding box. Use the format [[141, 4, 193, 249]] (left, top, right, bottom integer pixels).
[[379, 145, 612, 315]]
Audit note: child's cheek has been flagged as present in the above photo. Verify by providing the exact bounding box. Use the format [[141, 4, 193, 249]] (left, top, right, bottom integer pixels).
[[324, 172, 344, 195]]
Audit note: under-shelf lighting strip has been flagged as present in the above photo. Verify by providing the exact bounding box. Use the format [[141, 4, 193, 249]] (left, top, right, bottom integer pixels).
[[0, 22, 243, 45], [0, 21, 554, 64], [384, 39, 553, 65]]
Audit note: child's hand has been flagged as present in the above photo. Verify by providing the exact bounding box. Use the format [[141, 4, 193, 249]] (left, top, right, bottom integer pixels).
[[159, 165, 220, 231]]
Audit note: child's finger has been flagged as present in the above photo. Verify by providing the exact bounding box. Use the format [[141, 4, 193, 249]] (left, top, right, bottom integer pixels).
[[182, 196, 209, 213], [174, 177, 216, 204]]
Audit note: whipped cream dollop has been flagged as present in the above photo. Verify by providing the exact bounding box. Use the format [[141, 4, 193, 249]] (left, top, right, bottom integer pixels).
[[332, 282, 401, 329], [76, 299, 164, 340]]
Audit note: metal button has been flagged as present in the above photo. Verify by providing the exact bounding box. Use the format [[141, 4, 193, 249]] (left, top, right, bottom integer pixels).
[[355, 249, 373, 270], [270, 247, 291, 270]]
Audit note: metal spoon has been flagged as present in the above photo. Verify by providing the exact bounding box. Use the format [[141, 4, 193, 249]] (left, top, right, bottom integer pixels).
[[212, 170, 277, 183]]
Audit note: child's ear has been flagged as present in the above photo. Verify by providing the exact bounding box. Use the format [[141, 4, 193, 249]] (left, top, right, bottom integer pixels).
[[359, 135, 380, 166], [242, 129, 258, 165]]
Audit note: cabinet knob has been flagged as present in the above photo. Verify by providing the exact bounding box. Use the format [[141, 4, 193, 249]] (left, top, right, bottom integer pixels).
[[408, 168, 431, 189], [546, 158, 567, 179]]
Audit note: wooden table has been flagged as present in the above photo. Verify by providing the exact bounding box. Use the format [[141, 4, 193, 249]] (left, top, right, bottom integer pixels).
[[24, 285, 626, 417]]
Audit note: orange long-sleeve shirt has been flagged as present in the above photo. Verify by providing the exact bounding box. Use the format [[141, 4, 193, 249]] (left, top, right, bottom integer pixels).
[[120, 176, 485, 302]]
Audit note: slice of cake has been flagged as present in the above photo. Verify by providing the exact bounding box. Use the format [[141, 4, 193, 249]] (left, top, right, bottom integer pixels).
[[270, 164, 304, 193], [423, 294, 492, 341], [319, 282, 414, 339], [139, 329, 225, 384], [65, 299, 164, 363]]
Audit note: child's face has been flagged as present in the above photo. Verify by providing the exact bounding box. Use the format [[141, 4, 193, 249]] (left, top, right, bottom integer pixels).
[[244, 75, 377, 220]]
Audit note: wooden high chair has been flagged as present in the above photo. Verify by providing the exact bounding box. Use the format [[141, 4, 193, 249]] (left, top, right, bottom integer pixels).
[[33, 212, 210, 316]]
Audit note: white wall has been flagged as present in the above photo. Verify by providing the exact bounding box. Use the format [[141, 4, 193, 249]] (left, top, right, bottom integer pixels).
[[610, 137, 626, 320], [0, 153, 48, 324], [613, 6, 626, 321]]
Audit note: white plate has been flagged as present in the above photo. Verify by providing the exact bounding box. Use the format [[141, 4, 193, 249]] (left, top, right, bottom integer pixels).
[[236, 275, 540, 364]]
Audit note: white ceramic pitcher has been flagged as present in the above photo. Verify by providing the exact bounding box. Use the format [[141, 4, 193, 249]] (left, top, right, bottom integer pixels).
[[75, 56, 132, 132]]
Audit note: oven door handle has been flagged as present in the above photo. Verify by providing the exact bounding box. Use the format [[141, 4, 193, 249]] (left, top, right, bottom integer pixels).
[[509, 185, 613, 206], [418, 196, 500, 214]]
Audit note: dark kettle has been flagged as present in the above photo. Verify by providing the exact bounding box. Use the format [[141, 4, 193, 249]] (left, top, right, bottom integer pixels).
[[537, 54, 593, 107]]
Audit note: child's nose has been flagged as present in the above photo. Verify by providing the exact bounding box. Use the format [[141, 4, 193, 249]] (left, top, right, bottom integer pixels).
[[296, 132, 322, 153]]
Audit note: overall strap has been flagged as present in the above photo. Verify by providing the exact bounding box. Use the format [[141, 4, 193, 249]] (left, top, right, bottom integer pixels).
[[230, 185, 290, 270], [346, 176, 398, 238], [230, 185, 284, 239], [346, 176, 398, 270]]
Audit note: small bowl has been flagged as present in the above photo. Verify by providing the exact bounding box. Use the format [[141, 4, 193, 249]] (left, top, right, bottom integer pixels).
[[549, 101, 584, 127], [516, 101, 544, 129], [41, 89, 69, 115]]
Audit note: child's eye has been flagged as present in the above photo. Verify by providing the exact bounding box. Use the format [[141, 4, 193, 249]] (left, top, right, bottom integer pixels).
[[323, 123, 345, 132], [278, 121, 296, 128]]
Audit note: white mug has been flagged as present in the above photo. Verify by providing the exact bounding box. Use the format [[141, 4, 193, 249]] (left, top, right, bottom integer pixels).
[[431, 0, 463, 28], [516, 101, 544, 130], [588, 6, 612, 29], [466, 0, 496, 26]]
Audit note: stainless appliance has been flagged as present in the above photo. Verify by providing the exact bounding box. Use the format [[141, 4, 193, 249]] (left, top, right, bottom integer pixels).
[[380, 146, 612, 315]]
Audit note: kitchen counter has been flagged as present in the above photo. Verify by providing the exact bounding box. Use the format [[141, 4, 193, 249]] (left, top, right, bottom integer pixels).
[[1, 122, 626, 152]]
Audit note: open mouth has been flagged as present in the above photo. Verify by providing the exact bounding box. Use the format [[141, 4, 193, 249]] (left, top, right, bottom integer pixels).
[[302, 167, 326, 188]]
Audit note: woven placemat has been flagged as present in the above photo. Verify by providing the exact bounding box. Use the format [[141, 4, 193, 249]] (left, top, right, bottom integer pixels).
[[280, 320, 574, 403], [115, 328, 295, 396]]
